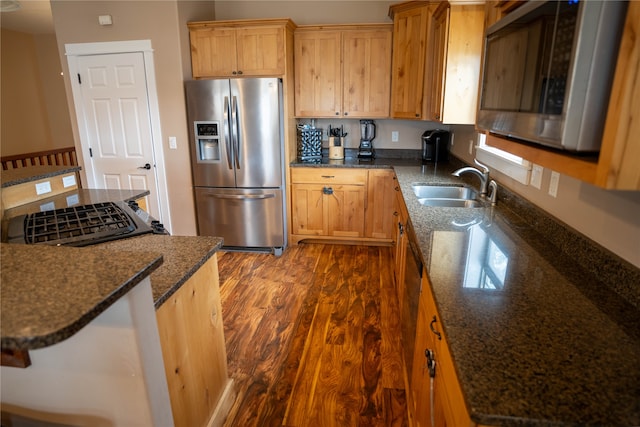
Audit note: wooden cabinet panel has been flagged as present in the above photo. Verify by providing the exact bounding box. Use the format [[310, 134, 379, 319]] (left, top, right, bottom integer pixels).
[[291, 183, 326, 236], [294, 30, 342, 117], [294, 25, 392, 118], [426, 2, 484, 124], [291, 183, 365, 238], [290, 167, 396, 244], [409, 270, 472, 427], [342, 29, 392, 118], [156, 254, 231, 427], [426, 2, 448, 122], [326, 184, 366, 237], [389, 2, 429, 119], [189, 20, 292, 78], [190, 27, 237, 78], [365, 169, 396, 239], [236, 26, 286, 76]]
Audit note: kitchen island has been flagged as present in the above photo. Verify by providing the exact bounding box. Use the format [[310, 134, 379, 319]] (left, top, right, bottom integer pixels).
[[291, 154, 640, 426], [1, 187, 231, 427]]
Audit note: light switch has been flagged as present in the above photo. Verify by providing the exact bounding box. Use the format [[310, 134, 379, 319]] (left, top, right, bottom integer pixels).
[[530, 164, 543, 189], [169, 136, 177, 149], [98, 15, 113, 26], [548, 171, 560, 197]]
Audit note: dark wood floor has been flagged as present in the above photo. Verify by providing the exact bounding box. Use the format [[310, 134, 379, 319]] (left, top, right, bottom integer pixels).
[[217, 243, 408, 427]]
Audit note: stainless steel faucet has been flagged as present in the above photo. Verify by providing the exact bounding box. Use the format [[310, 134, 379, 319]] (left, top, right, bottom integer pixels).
[[452, 159, 490, 196]]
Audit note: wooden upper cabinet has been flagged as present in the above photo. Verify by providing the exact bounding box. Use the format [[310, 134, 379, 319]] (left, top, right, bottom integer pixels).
[[188, 19, 294, 78], [595, 0, 640, 190], [425, 1, 484, 124], [342, 29, 392, 118], [236, 26, 286, 76], [389, 1, 429, 119], [294, 24, 393, 118], [294, 30, 342, 117]]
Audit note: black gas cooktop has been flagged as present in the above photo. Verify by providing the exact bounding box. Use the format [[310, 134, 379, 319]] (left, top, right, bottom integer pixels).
[[4, 201, 166, 247]]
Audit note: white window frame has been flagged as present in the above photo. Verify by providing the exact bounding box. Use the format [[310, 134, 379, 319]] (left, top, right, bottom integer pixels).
[[476, 133, 531, 185]]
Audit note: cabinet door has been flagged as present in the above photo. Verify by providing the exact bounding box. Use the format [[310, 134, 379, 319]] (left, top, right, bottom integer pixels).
[[342, 29, 392, 118], [427, 3, 484, 124], [156, 255, 229, 427], [426, 2, 449, 122], [291, 183, 326, 236], [236, 26, 285, 76], [294, 30, 342, 117], [365, 169, 396, 239], [190, 27, 238, 78], [390, 4, 429, 119], [326, 184, 366, 237]]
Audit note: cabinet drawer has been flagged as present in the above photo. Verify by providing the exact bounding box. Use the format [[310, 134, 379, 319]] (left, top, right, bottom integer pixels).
[[291, 167, 367, 185]]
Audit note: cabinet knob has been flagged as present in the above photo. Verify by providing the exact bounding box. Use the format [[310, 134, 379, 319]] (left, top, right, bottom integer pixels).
[[323, 186, 334, 195], [238, 70, 243, 75], [344, 112, 349, 116], [335, 112, 340, 115], [232, 71, 237, 75], [415, 113, 420, 118]]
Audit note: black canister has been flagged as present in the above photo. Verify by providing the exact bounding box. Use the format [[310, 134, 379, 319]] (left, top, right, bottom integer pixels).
[[421, 130, 450, 163]]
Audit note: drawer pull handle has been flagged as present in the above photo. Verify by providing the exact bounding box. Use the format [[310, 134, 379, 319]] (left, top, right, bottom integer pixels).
[[429, 316, 442, 340], [321, 175, 335, 179]]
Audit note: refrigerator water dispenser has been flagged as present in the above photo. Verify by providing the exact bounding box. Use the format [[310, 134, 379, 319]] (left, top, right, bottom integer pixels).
[[195, 121, 221, 162]]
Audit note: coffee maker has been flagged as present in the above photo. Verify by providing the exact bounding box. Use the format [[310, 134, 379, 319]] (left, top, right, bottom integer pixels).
[[358, 120, 376, 159]]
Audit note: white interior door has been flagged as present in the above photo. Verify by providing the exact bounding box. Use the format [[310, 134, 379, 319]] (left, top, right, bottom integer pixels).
[[72, 51, 161, 219]]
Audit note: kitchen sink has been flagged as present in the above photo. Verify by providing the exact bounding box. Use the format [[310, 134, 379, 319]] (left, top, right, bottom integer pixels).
[[412, 184, 484, 208]]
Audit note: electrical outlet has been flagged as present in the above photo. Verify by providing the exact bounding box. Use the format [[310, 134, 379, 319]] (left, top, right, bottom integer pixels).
[[468, 140, 474, 155], [35, 181, 52, 195], [168, 136, 177, 149], [548, 171, 560, 197], [391, 131, 399, 142], [530, 164, 543, 189]]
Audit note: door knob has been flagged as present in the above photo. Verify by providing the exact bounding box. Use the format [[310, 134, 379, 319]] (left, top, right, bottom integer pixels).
[[138, 163, 151, 170]]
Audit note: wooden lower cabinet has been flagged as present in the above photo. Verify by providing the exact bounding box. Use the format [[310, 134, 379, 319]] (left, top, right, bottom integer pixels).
[[409, 269, 473, 427], [365, 169, 397, 239], [290, 167, 396, 244], [291, 182, 366, 239], [156, 254, 234, 427], [393, 185, 409, 311]]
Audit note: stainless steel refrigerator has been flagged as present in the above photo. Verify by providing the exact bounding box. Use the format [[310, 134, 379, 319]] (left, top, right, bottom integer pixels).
[[185, 78, 286, 254]]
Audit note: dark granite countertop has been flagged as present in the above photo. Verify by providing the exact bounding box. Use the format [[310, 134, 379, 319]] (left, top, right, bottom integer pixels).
[[95, 234, 224, 308], [1, 189, 223, 351], [293, 156, 640, 426], [1, 165, 81, 188], [0, 243, 163, 350]]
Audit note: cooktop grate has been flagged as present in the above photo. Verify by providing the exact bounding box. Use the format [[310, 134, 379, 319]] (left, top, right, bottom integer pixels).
[[24, 201, 136, 245]]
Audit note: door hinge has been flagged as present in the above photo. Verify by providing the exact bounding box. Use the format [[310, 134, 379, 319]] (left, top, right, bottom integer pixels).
[[89, 148, 93, 157], [77, 73, 81, 84]]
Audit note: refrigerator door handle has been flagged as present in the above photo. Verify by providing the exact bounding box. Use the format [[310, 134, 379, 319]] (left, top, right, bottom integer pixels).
[[223, 96, 233, 169], [203, 193, 276, 200], [231, 95, 240, 169]]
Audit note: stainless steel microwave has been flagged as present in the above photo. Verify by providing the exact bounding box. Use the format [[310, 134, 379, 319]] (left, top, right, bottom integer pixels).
[[477, 1, 628, 152]]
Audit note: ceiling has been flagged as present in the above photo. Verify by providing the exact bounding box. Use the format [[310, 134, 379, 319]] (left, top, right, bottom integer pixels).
[[0, 0, 54, 35]]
